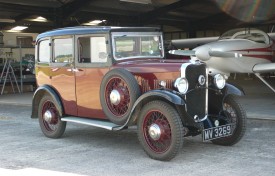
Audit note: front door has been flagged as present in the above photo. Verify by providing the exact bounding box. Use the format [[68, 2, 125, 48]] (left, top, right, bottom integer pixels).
[[75, 34, 111, 119]]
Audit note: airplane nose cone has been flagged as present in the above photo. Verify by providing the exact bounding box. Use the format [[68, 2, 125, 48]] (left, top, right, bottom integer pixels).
[[195, 46, 211, 61]]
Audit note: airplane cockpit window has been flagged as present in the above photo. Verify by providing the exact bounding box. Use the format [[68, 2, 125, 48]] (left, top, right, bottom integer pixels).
[[219, 28, 270, 44]]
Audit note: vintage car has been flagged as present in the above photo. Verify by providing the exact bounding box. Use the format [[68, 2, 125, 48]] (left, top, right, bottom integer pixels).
[[31, 26, 246, 161]]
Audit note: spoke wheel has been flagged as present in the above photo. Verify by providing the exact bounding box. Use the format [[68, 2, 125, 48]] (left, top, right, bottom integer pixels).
[[38, 95, 66, 138], [138, 100, 183, 161], [212, 95, 246, 146], [105, 77, 130, 116], [100, 68, 141, 125]]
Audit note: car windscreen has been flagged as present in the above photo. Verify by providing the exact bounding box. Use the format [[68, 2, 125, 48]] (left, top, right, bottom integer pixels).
[[112, 32, 164, 60]]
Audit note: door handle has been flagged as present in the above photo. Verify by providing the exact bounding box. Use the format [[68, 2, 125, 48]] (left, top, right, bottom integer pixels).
[[67, 68, 83, 72]]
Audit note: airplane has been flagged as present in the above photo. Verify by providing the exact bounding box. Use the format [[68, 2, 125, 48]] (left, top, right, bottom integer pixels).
[[169, 28, 275, 93]]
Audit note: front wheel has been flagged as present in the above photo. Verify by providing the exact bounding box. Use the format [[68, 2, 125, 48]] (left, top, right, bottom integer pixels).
[[212, 95, 246, 146], [38, 94, 66, 138], [137, 100, 184, 161]]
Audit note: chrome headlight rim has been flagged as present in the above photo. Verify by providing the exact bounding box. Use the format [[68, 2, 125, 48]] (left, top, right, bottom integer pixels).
[[214, 74, 226, 89], [174, 77, 189, 94]]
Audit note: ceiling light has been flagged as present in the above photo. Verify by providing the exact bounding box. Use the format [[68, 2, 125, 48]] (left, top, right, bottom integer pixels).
[[83, 20, 106, 26], [120, 0, 151, 4], [10, 26, 28, 31], [31, 16, 47, 22]]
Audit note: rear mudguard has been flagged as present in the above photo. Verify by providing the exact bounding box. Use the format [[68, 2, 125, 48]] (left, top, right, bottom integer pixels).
[[114, 89, 186, 130], [31, 85, 64, 119]]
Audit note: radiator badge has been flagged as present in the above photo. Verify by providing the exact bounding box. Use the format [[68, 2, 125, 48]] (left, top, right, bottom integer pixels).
[[198, 75, 206, 86]]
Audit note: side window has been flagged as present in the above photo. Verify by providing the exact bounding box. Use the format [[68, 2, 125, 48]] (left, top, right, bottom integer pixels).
[[78, 36, 107, 63], [53, 38, 73, 63], [38, 39, 50, 62]]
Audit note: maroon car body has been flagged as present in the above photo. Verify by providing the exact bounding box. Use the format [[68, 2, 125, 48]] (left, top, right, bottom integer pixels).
[[31, 26, 246, 161]]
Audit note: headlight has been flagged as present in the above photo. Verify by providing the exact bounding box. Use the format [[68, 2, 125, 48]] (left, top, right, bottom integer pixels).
[[214, 74, 226, 89], [174, 77, 189, 94]]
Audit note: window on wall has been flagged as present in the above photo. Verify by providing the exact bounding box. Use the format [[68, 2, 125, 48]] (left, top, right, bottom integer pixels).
[[78, 36, 107, 63], [17, 36, 33, 47], [38, 39, 50, 63], [53, 38, 73, 63]]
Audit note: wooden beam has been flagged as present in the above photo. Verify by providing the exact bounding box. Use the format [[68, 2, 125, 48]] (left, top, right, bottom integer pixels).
[[0, 2, 53, 16]]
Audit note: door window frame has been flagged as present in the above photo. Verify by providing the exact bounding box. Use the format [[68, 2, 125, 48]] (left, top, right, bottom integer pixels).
[[75, 34, 112, 68]]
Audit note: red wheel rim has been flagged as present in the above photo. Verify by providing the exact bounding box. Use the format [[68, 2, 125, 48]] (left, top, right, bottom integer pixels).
[[143, 110, 172, 153], [41, 100, 59, 132], [105, 77, 130, 117]]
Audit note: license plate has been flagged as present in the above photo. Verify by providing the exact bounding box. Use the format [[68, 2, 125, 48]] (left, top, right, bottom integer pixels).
[[203, 124, 233, 142]]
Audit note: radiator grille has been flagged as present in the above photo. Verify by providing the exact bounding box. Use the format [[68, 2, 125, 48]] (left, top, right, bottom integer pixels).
[[153, 79, 173, 90], [136, 76, 174, 93], [185, 64, 207, 119]]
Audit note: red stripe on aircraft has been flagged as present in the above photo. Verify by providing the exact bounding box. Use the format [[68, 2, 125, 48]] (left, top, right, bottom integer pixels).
[[232, 46, 274, 61], [234, 46, 272, 52], [242, 54, 273, 61]]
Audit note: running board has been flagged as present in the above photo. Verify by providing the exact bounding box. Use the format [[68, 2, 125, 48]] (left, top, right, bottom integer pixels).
[[61, 117, 121, 131]]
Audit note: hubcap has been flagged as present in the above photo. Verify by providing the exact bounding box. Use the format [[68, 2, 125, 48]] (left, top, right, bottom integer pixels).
[[43, 110, 53, 123], [110, 89, 121, 105], [148, 123, 161, 140]]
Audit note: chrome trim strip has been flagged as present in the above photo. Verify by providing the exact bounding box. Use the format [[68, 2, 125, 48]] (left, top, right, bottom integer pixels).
[[205, 66, 209, 116], [180, 62, 192, 78], [180, 63, 192, 112]]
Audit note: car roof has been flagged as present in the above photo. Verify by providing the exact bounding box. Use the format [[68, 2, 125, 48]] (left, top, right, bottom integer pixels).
[[36, 26, 161, 41]]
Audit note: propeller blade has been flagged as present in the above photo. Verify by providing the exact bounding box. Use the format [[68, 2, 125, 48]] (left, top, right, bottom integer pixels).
[[169, 50, 196, 56], [209, 51, 242, 58]]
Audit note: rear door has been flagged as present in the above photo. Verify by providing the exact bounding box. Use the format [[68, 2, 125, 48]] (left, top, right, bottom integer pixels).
[[50, 36, 77, 116]]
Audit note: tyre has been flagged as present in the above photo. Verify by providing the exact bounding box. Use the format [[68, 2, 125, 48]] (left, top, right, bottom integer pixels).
[[212, 95, 246, 146], [137, 100, 184, 161], [100, 68, 141, 125], [38, 94, 66, 138]]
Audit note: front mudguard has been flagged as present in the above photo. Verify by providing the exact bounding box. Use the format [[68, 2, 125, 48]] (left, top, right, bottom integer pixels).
[[114, 89, 186, 129], [31, 85, 64, 119], [223, 83, 245, 96], [208, 83, 244, 114]]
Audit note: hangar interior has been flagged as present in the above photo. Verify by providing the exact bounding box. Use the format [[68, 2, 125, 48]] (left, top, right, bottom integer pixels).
[[0, 0, 274, 112]]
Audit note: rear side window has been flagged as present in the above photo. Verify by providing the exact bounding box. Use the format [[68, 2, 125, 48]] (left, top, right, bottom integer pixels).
[[38, 39, 50, 62], [53, 38, 73, 63], [78, 36, 107, 63]]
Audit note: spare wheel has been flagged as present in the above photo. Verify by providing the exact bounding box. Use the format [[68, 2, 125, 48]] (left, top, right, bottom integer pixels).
[[100, 68, 141, 125]]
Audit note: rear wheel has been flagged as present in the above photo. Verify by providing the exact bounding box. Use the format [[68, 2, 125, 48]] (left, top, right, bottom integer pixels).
[[212, 95, 246, 146], [137, 100, 183, 161], [38, 94, 66, 138]]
